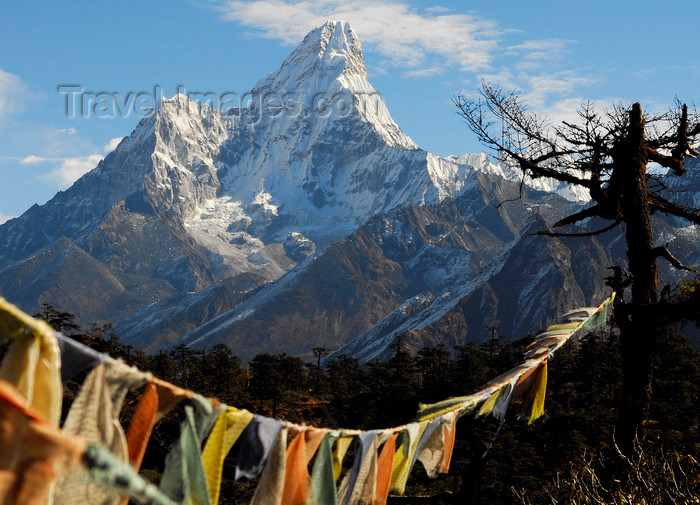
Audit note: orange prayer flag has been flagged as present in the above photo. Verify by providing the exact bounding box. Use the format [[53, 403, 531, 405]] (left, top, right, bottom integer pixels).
[[441, 412, 457, 474], [374, 434, 397, 505], [304, 428, 329, 466], [125, 382, 158, 469], [282, 431, 309, 505]]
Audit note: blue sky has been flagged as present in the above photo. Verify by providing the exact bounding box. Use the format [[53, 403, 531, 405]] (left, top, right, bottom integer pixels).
[[1, 0, 699, 223]]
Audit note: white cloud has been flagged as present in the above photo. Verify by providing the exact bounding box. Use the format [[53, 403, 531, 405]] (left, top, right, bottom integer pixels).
[[0, 210, 16, 225], [11, 134, 123, 191], [540, 97, 624, 129], [403, 66, 445, 78], [522, 72, 595, 109], [20, 154, 47, 165], [103, 137, 124, 153], [57, 127, 77, 135], [0, 68, 30, 122], [219, 0, 500, 71], [47, 154, 104, 187], [507, 38, 576, 59], [476, 68, 595, 113]]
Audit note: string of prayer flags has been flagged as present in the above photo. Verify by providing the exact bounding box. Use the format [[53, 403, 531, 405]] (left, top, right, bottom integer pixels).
[[0, 293, 614, 505], [417, 293, 615, 427]]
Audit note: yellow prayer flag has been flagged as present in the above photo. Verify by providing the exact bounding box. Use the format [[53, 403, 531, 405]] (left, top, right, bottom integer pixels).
[[333, 435, 354, 481], [202, 406, 254, 505]]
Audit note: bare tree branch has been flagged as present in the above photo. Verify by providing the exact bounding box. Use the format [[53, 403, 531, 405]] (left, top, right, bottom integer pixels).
[[535, 219, 621, 237], [645, 147, 684, 174], [649, 193, 700, 224], [552, 204, 608, 228], [652, 245, 693, 271]]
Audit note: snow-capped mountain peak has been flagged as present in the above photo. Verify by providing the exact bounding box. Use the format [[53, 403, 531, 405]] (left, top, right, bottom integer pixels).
[[253, 20, 366, 97], [251, 20, 417, 150]]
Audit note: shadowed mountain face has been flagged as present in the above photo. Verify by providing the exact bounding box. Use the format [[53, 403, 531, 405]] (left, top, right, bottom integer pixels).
[[163, 177, 616, 362], [1, 21, 698, 360]]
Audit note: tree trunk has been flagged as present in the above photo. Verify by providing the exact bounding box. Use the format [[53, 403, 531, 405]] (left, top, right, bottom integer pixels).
[[615, 103, 658, 454]]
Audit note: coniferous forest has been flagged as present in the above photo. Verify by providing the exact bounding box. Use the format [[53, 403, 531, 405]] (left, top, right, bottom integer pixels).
[[15, 300, 699, 505]]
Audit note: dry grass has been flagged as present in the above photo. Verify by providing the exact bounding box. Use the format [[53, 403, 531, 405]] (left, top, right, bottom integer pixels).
[[515, 439, 700, 505]]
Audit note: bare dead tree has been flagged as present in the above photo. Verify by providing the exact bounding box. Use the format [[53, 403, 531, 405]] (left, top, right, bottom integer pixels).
[[455, 84, 700, 454]]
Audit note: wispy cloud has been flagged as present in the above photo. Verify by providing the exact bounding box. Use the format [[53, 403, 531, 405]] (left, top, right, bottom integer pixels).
[[507, 38, 576, 59], [103, 137, 124, 153], [47, 154, 104, 187], [216, 1, 596, 112], [0, 68, 30, 122], [20, 154, 47, 165], [538, 97, 620, 128], [0, 210, 16, 225], [477, 68, 595, 112], [523, 72, 595, 109], [403, 66, 445, 78], [15, 151, 106, 188], [219, 1, 501, 71]]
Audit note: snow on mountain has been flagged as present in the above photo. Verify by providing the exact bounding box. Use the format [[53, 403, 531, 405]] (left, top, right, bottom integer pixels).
[[251, 20, 416, 151], [446, 152, 591, 203], [119, 20, 483, 278], [0, 20, 483, 326], [157, 173, 588, 359]]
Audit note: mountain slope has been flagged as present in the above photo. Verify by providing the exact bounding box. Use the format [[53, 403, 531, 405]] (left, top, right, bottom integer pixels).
[[139, 172, 583, 360], [0, 236, 174, 324]]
